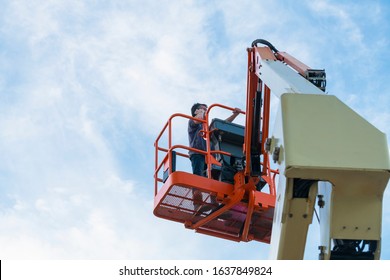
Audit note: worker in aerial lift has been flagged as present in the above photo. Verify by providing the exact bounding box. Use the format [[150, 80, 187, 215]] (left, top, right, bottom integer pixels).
[[188, 103, 241, 177], [188, 103, 241, 212]]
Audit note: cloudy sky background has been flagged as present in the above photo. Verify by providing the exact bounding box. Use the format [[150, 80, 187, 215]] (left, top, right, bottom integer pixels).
[[0, 0, 389, 259]]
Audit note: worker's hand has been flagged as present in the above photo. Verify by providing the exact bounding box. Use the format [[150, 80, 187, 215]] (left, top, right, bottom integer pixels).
[[195, 108, 206, 119], [232, 108, 242, 115]]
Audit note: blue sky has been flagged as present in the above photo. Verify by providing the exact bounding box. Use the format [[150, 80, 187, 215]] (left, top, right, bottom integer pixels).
[[0, 0, 389, 259]]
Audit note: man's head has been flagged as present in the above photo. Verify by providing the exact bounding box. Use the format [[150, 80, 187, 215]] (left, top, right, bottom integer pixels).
[[191, 103, 207, 117]]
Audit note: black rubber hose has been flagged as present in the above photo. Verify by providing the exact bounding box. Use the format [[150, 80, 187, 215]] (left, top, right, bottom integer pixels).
[[251, 39, 279, 53]]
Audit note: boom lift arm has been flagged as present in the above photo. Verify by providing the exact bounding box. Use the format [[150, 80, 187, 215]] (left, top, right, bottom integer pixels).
[[250, 39, 389, 259], [153, 39, 390, 260]]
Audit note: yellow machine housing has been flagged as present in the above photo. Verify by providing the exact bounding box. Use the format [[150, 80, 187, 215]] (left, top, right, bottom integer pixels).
[[268, 93, 390, 259]]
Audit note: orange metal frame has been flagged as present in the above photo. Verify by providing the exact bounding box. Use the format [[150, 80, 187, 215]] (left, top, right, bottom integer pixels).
[[245, 46, 277, 195], [154, 100, 278, 243], [275, 51, 311, 76], [153, 41, 327, 245]]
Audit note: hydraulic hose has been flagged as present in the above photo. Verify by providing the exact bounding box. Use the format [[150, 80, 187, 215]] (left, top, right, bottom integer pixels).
[[251, 39, 279, 53]]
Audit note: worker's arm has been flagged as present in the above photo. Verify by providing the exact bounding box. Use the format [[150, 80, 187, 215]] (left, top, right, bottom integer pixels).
[[225, 108, 241, 123]]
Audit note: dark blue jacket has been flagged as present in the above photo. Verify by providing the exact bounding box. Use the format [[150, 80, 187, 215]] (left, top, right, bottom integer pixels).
[[188, 119, 206, 155]]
